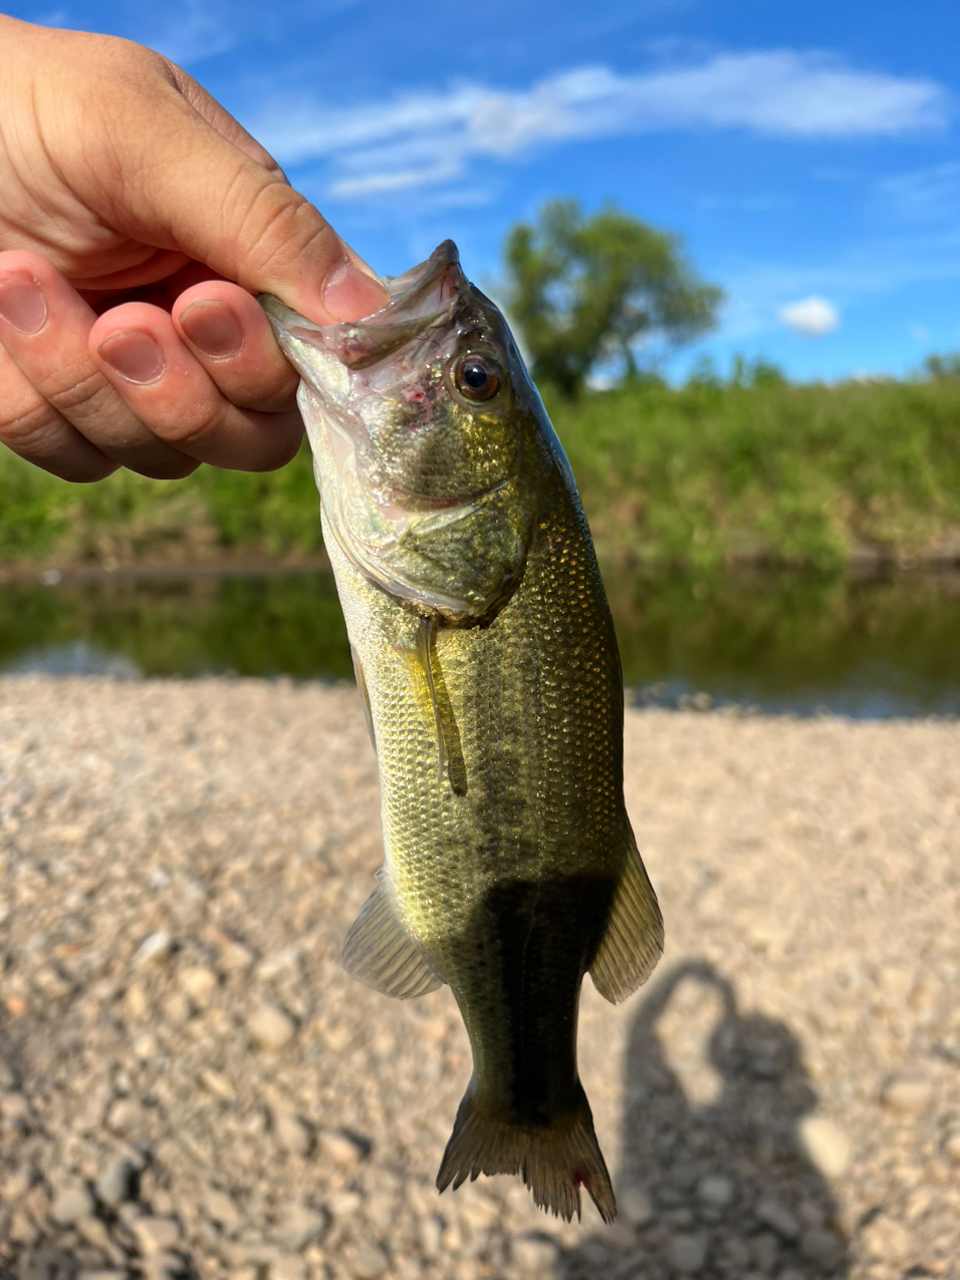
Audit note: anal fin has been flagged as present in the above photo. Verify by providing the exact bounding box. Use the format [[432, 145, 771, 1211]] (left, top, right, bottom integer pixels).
[[590, 836, 664, 1004], [340, 868, 444, 999]]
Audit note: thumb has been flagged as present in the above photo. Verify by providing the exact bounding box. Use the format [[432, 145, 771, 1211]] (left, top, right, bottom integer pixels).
[[96, 75, 388, 323]]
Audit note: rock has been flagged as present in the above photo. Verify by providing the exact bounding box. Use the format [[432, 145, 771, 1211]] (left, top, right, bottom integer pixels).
[[275, 1201, 328, 1252], [751, 1231, 779, 1271], [199, 1068, 235, 1100], [797, 1114, 852, 1178], [271, 1258, 307, 1280], [667, 1232, 708, 1273], [881, 1074, 932, 1115], [347, 1241, 389, 1278], [272, 1108, 313, 1156], [134, 932, 175, 967], [418, 1216, 442, 1259], [511, 1235, 558, 1272], [944, 1127, 960, 1164], [178, 965, 217, 1002], [106, 1098, 142, 1134], [124, 982, 148, 1020], [697, 1174, 734, 1208], [133, 1215, 182, 1255], [861, 1214, 911, 1263], [204, 1188, 242, 1231], [96, 1157, 138, 1207], [76, 1215, 114, 1249], [799, 1227, 844, 1267], [52, 1180, 96, 1224], [247, 1003, 296, 1050], [78, 1271, 129, 1280], [619, 1184, 654, 1225], [756, 1198, 800, 1240], [318, 1129, 366, 1167], [1, 1167, 33, 1201]]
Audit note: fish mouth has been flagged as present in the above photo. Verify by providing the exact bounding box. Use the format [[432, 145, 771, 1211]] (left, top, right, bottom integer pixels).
[[259, 240, 465, 372]]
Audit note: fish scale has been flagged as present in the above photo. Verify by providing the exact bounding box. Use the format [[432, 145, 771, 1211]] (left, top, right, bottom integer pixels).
[[260, 240, 663, 1222]]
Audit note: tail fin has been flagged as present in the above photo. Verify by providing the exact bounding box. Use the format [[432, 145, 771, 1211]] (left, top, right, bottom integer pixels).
[[435, 1082, 616, 1223]]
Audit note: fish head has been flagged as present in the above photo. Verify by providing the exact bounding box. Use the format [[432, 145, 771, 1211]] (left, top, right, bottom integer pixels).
[[260, 241, 542, 624]]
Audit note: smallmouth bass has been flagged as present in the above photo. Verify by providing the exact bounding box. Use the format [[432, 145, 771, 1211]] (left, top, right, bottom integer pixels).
[[260, 242, 663, 1222]]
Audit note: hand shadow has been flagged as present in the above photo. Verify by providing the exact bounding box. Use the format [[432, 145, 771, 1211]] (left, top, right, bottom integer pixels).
[[559, 959, 850, 1278]]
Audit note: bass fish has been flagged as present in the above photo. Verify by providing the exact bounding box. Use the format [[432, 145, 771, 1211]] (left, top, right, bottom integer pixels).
[[260, 242, 663, 1222]]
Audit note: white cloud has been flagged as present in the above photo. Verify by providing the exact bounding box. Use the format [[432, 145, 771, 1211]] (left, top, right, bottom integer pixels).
[[880, 162, 960, 222], [778, 296, 840, 336], [246, 49, 948, 201]]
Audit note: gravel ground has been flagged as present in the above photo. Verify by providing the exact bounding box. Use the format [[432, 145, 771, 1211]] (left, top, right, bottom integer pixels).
[[0, 676, 958, 1280]]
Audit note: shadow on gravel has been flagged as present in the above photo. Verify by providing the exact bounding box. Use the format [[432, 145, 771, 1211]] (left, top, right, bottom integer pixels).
[[559, 959, 850, 1279]]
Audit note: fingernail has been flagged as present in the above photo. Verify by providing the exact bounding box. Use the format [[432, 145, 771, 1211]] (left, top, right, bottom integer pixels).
[[179, 299, 243, 359], [0, 272, 47, 335], [322, 261, 388, 321], [98, 331, 165, 384]]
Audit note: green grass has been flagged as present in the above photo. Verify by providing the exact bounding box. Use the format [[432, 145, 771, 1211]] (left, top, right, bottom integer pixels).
[[2, 374, 959, 572], [547, 374, 960, 571]]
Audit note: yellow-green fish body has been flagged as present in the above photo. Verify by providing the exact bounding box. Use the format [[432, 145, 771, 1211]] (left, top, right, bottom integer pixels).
[[260, 243, 663, 1221]]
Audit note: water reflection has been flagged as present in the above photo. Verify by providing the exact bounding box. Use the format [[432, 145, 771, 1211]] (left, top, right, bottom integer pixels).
[[561, 961, 849, 1279], [1, 568, 959, 717]]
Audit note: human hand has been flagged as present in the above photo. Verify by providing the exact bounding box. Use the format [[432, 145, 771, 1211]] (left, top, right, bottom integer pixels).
[[0, 16, 388, 482]]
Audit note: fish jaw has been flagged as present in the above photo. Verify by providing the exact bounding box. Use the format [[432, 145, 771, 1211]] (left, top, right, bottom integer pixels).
[[260, 243, 536, 624]]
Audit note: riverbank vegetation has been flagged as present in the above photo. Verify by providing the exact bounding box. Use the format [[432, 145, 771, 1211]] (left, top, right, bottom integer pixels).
[[2, 362, 959, 575]]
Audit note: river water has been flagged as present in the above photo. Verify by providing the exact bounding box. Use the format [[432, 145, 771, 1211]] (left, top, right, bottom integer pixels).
[[1, 567, 958, 719]]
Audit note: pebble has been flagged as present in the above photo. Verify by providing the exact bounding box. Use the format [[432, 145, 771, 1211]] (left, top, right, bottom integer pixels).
[[1, 1168, 33, 1201], [799, 1226, 845, 1267], [511, 1235, 558, 1272], [52, 1180, 96, 1224], [204, 1188, 242, 1231], [272, 1107, 313, 1156], [797, 1114, 852, 1178], [76, 1215, 114, 1250], [96, 1157, 138, 1207], [944, 1127, 960, 1164], [107, 1097, 142, 1134], [275, 1201, 328, 1252], [134, 931, 175, 967], [133, 1215, 183, 1255], [347, 1241, 390, 1278], [756, 1197, 800, 1240], [861, 1213, 911, 1263], [247, 1002, 297, 1050], [696, 1174, 734, 1208], [619, 1184, 654, 1225], [667, 1231, 708, 1273], [271, 1257, 307, 1280], [178, 965, 218, 1002], [318, 1129, 367, 1167], [881, 1074, 933, 1115]]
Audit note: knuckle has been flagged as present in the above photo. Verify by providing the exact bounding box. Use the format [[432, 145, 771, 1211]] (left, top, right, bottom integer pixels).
[[44, 368, 114, 421], [235, 186, 339, 286], [0, 397, 61, 450]]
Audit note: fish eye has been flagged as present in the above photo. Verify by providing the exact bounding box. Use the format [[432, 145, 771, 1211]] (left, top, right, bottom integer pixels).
[[453, 353, 501, 402]]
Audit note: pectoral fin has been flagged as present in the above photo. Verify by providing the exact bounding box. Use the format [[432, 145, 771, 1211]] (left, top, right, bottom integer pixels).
[[340, 869, 444, 999], [590, 838, 664, 1004], [412, 617, 468, 796], [351, 645, 376, 753]]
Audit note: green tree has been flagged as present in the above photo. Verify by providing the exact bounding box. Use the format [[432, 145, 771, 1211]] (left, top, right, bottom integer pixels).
[[504, 199, 723, 397]]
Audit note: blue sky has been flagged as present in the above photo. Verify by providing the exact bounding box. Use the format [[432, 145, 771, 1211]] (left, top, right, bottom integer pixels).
[[15, 0, 960, 382]]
